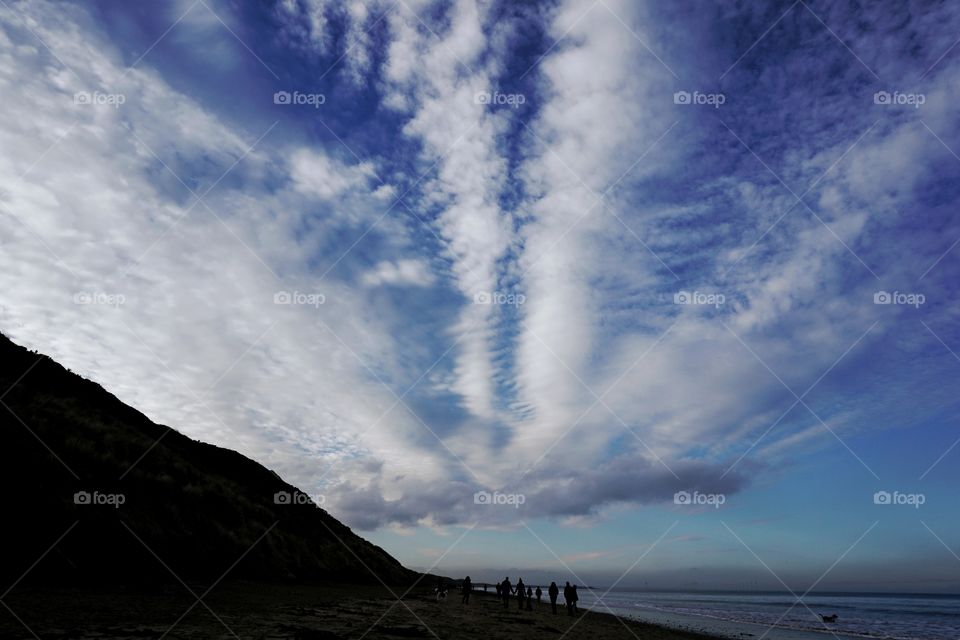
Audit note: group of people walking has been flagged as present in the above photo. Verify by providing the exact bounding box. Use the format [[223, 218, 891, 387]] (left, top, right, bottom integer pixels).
[[456, 577, 578, 615]]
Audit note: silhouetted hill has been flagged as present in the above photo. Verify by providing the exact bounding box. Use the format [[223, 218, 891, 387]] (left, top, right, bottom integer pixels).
[[0, 332, 417, 586]]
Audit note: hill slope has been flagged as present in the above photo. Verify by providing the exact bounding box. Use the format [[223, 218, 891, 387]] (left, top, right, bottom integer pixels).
[[0, 332, 416, 585]]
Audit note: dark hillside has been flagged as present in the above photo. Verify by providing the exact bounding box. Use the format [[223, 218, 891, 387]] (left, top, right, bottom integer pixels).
[[0, 332, 416, 586]]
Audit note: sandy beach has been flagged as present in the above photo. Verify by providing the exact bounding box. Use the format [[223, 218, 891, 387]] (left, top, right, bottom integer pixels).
[[0, 582, 724, 640]]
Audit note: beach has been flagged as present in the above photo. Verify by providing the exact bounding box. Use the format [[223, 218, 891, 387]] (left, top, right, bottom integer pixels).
[[0, 582, 723, 640]]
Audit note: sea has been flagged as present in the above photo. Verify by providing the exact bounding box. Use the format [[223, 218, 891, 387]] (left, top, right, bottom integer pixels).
[[576, 590, 960, 640]]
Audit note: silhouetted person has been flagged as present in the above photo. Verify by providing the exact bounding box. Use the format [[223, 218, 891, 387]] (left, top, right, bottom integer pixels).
[[495, 582, 501, 598], [501, 577, 511, 609], [462, 576, 472, 604], [516, 578, 526, 610], [572, 584, 579, 613], [548, 582, 559, 614], [535, 586, 542, 604], [563, 582, 574, 616], [526, 586, 533, 610]]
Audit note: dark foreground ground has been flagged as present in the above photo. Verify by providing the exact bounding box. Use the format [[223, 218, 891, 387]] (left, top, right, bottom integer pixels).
[[0, 582, 722, 640]]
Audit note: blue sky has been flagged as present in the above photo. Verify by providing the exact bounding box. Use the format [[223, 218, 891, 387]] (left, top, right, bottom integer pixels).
[[1, 0, 960, 591]]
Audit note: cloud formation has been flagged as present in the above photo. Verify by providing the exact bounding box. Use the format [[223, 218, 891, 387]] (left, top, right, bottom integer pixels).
[[2, 0, 959, 559]]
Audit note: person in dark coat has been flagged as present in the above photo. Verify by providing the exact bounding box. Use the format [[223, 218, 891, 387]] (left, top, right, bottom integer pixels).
[[462, 576, 472, 604], [548, 582, 559, 614], [571, 584, 579, 613], [563, 582, 574, 615], [516, 578, 526, 610], [501, 577, 511, 609], [535, 586, 542, 604], [526, 586, 533, 610]]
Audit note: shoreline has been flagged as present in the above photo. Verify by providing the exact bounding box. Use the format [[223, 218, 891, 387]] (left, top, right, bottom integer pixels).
[[473, 590, 729, 639], [580, 600, 863, 640]]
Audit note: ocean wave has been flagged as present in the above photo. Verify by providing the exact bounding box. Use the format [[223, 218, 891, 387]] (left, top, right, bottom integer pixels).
[[580, 595, 960, 640]]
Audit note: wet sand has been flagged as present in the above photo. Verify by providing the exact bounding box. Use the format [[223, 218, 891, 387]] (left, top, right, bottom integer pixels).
[[0, 581, 724, 639]]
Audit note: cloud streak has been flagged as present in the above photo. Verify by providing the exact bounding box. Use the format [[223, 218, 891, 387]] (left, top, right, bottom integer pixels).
[[1, 0, 959, 560]]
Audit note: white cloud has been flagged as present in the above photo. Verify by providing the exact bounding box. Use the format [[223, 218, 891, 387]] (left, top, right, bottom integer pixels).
[[380, 0, 516, 433], [508, 0, 681, 466], [289, 148, 377, 199], [362, 258, 435, 287]]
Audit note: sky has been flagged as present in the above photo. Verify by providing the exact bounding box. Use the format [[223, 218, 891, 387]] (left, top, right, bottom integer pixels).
[[1, 0, 960, 592]]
